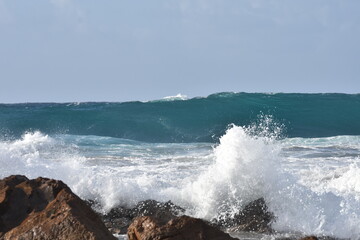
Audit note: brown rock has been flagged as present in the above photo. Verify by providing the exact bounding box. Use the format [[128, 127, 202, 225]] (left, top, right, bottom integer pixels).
[[127, 215, 237, 240], [98, 199, 185, 235], [299, 237, 319, 240], [130, 199, 185, 224], [0, 175, 116, 240]]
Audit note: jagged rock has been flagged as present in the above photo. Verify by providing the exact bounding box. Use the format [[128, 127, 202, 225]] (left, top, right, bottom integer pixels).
[[99, 199, 185, 234], [96, 197, 273, 235], [232, 198, 274, 233], [102, 206, 132, 235], [213, 198, 274, 233], [131, 199, 185, 224], [0, 175, 116, 240], [127, 215, 237, 240]]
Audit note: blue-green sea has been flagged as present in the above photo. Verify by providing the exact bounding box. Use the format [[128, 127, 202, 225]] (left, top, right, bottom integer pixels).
[[1, 92, 360, 239]]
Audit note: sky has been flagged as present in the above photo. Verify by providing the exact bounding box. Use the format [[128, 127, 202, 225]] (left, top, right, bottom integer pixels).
[[0, 0, 359, 103]]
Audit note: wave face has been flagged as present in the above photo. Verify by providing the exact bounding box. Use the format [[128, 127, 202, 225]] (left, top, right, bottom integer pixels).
[[1, 93, 360, 142]]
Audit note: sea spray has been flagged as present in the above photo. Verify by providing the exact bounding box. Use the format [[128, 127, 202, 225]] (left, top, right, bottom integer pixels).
[[179, 124, 281, 221], [177, 122, 360, 238], [1, 125, 360, 238], [0, 131, 84, 179], [0, 131, 214, 211]]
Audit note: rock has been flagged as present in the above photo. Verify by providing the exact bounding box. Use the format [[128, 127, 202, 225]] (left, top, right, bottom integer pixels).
[[102, 209, 132, 235], [299, 237, 318, 240], [232, 198, 274, 233], [99, 199, 185, 234], [130, 199, 185, 224], [127, 215, 237, 240], [0, 175, 116, 240], [213, 198, 274, 233]]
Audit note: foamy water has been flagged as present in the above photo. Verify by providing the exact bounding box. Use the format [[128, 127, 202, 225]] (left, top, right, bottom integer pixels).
[[1, 127, 360, 239]]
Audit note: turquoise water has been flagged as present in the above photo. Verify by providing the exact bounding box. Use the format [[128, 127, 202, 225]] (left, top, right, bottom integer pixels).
[[1, 92, 360, 142]]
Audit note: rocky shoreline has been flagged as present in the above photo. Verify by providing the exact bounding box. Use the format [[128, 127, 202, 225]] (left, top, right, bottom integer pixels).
[[0, 175, 338, 240], [94, 197, 273, 236]]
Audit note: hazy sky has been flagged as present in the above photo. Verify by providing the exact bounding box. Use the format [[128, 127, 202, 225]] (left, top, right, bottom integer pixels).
[[1, 0, 359, 103]]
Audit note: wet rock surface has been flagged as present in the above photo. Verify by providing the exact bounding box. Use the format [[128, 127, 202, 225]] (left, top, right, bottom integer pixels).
[[98, 199, 185, 234], [299, 237, 339, 240], [95, 197, 275, 235], [212, 198, 274, 233], [127, 215, 237, 240], [89, 197, 342, 240], [0, 175, 116, 240]]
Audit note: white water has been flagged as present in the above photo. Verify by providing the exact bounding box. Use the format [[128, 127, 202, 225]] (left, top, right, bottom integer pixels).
[[1, 128, 360, 239], [162, 93, 188, 101]]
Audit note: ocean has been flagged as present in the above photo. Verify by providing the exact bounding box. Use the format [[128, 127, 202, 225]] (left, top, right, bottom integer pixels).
[[1, 92, 360, 239]]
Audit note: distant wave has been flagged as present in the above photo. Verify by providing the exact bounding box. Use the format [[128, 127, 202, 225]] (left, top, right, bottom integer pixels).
[[161, 93, 188, 101], [1, 92, 360, 142]]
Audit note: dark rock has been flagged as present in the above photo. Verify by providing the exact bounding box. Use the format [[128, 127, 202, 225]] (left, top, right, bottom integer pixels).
[[95, 198, 273, 235], [0, 175, 116, 240], [232, 197, 274, 233], [99, 199, 185, 235], [131, 199, 185, 224], [127, 215, 237, 240], [213, 198, 274, 233], [103, 210, 132, 235], [263, 234, 339, 240], [317, 237, 339, 240]]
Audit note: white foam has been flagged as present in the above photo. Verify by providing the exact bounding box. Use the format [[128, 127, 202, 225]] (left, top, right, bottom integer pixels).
[[178, 125, 280, 220], [1, 130, 360, 239], [162, 93, 188, 101], [0, 132, 212, 212], [0, 131, 86, 187], [175, 125, 360, 238]]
